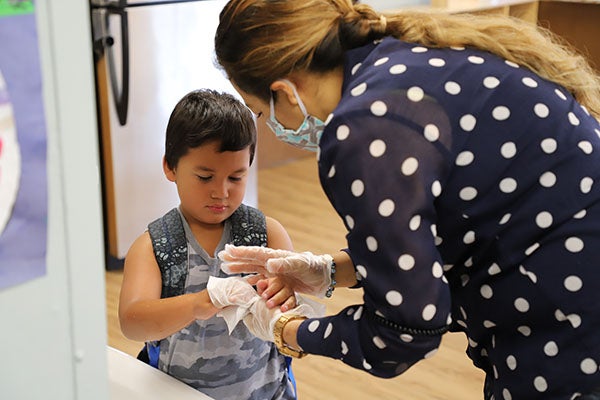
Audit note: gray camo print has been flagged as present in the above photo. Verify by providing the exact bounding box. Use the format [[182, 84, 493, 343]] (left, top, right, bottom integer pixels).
[[155, 217, 295, 400]]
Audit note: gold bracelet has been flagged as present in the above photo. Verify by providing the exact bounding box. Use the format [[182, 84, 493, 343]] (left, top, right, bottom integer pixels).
[[273, 314, 307, 358]]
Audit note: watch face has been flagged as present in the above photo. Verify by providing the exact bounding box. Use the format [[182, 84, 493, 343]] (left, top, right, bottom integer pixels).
[[0, 69, 21, 236]]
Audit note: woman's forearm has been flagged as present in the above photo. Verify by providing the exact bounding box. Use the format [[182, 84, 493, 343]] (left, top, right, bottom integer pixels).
[[332, 250, 358, 288]]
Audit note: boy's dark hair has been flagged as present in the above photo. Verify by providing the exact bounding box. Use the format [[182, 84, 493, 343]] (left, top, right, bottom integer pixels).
[[164, 89, 256, 169]]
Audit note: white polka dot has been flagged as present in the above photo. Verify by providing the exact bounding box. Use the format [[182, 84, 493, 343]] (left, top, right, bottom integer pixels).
[[534, 376, 548, 392], [366, 236, 378, 251], [424, 124, 440, 141], [407, 86, 424, 102], [351, 63, 362, 75], [539, 171, 556, 188], [525, 243, 540, 256], [460, 114, 477, 131], [463, 231, 475, 244], [353, 306, 363, 320], [518, 326, 531, 336], [429, 58, 446, 67], [356, 265, 367, 279], [389, 64, 407, 74], [324, 323, 333, 339], [378, 199, 395, 217], [506, 355, 517, 370], [499, 178, 517, 193], [483, 76, 500, 89], [374, 57, 389, 66], [386, 290, 403, 306], [341, 340, 349, 354], [522, 77, 538, 87], [480, 284, 493, 299], [400, 334, 413, 342], [580, 358, 598, 375], [401, 157, 419, 175], [363, 359, 372, 370], [502, 388, 513, 400], [308, 320, 320, 332], [488, 263, 501, 275], [564, 275, 583, 292], [568, 112, 580, 126], [409, 215, 421, 231], [540, 138, 557, 153], [492, 106, 511, 121], [432, 262, 443, 278], [555, 89, 567, 100], [424, 348, 438, 359], [514, 297, 529, 312], [422, 304, 437, 321], [351, 82, 367, 96], [535, 211, 553, 228], [501, 142, 517, 158], [327, 165, 336, 178], [483, 320, 496, 328], [574, 209, 586, 219], [578, 141, 593, 154], [580, 177, 593, 194], [369, 140, 386, 157], [432, 180, 442, 197], [534, 103, 550, 118], [336, 124, 350, 140], [411, 46, 428, 53], [398, 254, 415, 270], [370, 101, 387, 116], [351, 180, 364, 197], [324, 113, 334, 125], [456, 151, 474, 166], [445, 81, 461, 95], [459, 187, 478, 201], [468, 55, 485, 64], [373, 336, 387, 349], [345, 215, 354, 229], [544, 341, 559, 356], [499, 213, 511, 224], [519, 265, 538, 283], [505, 60, 520, 68]]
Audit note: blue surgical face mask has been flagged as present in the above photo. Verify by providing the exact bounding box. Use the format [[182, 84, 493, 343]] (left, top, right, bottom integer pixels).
[[266, 79, 325, 152]]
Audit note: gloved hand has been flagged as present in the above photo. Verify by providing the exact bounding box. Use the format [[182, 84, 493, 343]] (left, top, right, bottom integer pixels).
[[206, 276, 259, 308], [243, 295, 326, 342], [218, 245, 334, 298]]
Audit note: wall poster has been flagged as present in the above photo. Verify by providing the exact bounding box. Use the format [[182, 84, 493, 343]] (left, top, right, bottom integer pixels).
[[0, 0, 48, 289]]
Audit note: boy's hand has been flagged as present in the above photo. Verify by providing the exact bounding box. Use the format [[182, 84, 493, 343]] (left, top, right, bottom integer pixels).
[[255, 276, 297, 312]]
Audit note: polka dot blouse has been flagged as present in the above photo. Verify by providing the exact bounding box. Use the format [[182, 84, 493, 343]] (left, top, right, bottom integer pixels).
[[296, 37, 600, 399]]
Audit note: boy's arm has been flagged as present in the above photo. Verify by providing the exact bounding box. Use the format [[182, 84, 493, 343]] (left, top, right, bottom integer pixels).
[[119, 231, 219, 342]]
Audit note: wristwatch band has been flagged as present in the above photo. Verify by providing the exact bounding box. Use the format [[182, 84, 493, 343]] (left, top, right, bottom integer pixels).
[[273, 314, 307, 358]]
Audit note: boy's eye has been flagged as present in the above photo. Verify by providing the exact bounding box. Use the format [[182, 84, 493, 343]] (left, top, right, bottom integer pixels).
[[197, 175, 211, 181], [253, 111, 263, 119], [229, 176, 243, 182]]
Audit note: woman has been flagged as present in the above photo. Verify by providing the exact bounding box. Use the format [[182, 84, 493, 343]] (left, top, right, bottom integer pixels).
[[214, 0, 600, 398]]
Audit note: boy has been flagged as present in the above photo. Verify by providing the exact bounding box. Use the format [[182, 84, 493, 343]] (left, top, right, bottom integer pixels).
[[119, 89, 298, 399]]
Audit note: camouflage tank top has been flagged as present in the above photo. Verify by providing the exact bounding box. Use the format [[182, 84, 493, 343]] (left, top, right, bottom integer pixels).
[[148, 206, 296, 400]]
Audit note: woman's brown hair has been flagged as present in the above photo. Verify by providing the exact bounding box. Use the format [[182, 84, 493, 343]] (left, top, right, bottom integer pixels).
[[215, 0, 600, 119]]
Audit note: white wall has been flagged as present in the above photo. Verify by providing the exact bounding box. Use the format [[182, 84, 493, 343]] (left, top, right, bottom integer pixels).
[[0, 1, 108, 399]]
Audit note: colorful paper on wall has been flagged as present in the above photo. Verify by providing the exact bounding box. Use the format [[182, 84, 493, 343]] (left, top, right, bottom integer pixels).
[[0, 2, 48, 289]]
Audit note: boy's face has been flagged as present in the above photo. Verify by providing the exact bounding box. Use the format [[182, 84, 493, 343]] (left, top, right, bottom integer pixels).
[[163, 140, 250, 227]]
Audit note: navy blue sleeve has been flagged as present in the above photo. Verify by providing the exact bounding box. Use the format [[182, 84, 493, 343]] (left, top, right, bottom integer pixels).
[[297, 88, 454, 377]]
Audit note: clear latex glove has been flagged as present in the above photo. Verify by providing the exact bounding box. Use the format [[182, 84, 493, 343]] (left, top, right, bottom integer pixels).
[[206, 276, 258, 308], [218, 244, 333, 298], [243, 294, 326, 342], [207, 276, 261, 334]]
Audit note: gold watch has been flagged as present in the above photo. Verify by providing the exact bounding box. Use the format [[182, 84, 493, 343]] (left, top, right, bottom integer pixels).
[[273, 314, 307, 358]]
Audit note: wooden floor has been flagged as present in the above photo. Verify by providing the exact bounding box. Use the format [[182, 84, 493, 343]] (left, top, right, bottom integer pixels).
[[105, 156, 485, 399]]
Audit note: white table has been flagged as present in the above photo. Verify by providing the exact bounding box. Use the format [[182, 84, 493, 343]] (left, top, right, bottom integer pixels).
[[107, 346, 214, 399]]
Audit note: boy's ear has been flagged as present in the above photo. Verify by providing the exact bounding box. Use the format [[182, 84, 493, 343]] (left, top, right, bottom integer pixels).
[[163, 156, 176, 182]]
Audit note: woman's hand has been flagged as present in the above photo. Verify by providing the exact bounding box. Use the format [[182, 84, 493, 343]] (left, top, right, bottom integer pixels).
[[218, 245, 334, 298]]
